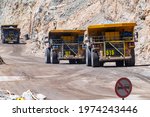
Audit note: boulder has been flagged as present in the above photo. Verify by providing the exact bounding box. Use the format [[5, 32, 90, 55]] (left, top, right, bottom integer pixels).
[[0, 56, 5, 65]]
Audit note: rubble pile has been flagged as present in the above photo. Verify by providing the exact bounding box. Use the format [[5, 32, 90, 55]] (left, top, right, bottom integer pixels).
[[0, 56, 5, 65], [0, 90, 46, 100]]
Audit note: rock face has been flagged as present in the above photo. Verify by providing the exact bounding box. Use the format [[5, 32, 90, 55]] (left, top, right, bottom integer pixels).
[[0, 0, 150, 64]]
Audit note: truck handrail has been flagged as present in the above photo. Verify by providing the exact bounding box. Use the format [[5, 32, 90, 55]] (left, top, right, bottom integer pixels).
[[90, 36, 134, 43], [50, 38, 81, 44]]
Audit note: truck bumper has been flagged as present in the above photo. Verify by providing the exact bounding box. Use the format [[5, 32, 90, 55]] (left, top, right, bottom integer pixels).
[[99, 56, 132, 62], [58, 56, 85, 60]]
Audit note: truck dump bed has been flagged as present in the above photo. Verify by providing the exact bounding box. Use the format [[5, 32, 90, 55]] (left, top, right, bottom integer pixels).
[[87, 23, 136, 41]]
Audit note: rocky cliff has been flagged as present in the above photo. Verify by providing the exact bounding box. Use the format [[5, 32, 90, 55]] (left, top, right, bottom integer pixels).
[[0, 0, 150, 64]]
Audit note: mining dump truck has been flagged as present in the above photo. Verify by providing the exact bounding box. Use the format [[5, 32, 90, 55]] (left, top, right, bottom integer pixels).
[[45, 30, 86, 64], [84, 23, 138, 67], [1, 25, 20, 44]]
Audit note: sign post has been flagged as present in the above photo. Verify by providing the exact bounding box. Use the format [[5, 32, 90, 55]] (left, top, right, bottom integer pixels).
[[115, 77, 132, 100]]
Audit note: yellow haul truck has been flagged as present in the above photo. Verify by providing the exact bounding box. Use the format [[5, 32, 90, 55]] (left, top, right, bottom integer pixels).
[[84, 23, 138, 67], [45, 30, 86, 64], [1, 25, 20, 44]]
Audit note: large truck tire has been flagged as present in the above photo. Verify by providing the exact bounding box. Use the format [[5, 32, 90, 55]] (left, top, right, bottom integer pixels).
[[16, 38, 20, 44], [91, 49, 100, 67], [51, 50, 59, 64], [116, 61, 124, 67], [2, 37, 6, 44], [45, 48, 51, 63], [2, 39, 6, 44], [69, 59, 76, 64], [125, 49, 135, 66], [86, 46, 91, 66], [99, 62, 104, 67]]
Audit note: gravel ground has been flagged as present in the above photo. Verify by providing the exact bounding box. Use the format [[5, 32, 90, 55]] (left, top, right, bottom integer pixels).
[[0, 43, 150, 100]]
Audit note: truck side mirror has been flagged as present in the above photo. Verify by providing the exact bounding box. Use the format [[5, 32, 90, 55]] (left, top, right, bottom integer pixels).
[[134, 32, 138, 42], [82, 44, 86, 49], [44, 36, 49, 43]]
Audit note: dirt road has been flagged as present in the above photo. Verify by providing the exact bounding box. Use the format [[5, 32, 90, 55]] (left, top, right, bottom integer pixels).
[[0, 43, 150, 100]]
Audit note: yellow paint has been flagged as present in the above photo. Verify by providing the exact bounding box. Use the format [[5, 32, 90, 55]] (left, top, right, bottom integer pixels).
[[106, 50, 115, 56], [105, 32, 120, 41], [88, 23, 136, 29], [65, 51, 71, 56], [16, 97, 25, 100], [49, 30, 85, 34], [61, 36, 75, 42]]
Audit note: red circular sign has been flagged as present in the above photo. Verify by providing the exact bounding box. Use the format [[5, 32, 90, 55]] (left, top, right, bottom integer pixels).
[[115, 77, 132, 98]]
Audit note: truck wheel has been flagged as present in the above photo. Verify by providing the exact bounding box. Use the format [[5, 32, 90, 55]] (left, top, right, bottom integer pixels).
[[2, 38, 6, 44], [116, 61, 124, 67], [2, 40, 5, 44], [16, 38, 20, 44], [45, 48, 51, 63], [125, 49, 135, 66], [69, 60, 76, 64], [51, 50, 59, 64], [91, 50, 100, 67], [13, 37, 20, 44], [99, 62, 104, 67], [86, 47, 91, 66], [82, 59, 86, 64]]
